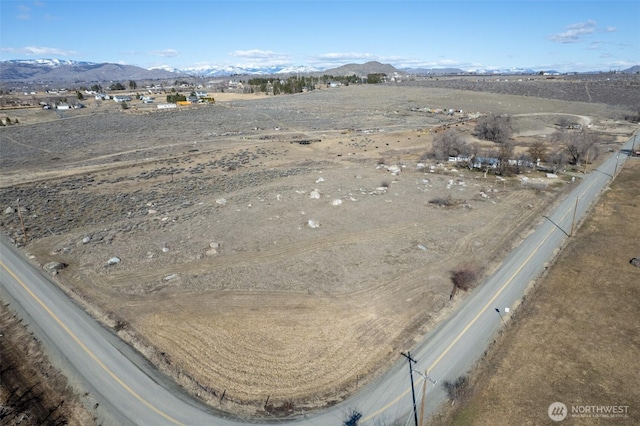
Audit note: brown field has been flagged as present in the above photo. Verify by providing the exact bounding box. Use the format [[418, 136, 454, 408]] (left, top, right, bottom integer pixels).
[[442, 159, 640, 425], [1, 83, 637, 418], [0, 303, 95, 424]]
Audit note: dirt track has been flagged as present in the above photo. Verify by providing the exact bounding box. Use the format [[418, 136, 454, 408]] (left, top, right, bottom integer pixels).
[[1, 83, 637, 416]]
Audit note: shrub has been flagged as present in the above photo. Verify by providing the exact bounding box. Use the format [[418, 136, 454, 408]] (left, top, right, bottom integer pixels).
[[450, 267, 477, 291], [429, 196, 455, 207], [443, 376, 468, 401]]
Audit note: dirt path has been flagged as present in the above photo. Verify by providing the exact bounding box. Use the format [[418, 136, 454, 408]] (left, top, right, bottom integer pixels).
[[2, 84, 634, 417]]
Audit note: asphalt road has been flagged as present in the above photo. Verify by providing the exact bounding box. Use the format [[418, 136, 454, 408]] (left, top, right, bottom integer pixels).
[[0, 134, 636, 426]]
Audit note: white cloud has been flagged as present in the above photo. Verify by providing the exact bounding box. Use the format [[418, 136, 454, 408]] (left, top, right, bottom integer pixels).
[[228, 49, 291, 66], [151, 49, 179, 58], [549, 20, 602, 43], [0, 46, 78, 56], [588, 42, 601, 50], [16, 4, 31, 20]]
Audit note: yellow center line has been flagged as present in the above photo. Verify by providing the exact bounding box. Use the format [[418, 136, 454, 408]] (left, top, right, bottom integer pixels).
[[0, 175, 602, 426], [362, 179, 598, 423], [0, 260, 186, 426]]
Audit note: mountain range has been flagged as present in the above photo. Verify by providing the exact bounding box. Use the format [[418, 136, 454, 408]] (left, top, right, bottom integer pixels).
[[1, 59, 639, 85]]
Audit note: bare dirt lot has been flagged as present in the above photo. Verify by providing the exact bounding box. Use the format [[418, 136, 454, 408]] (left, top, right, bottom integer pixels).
[[1, 82, 637, 417]]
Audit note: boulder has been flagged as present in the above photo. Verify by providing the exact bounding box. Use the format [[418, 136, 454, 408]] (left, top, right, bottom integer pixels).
[[106, 256, 121, 266], [630, 258, 640, 268], [388, 165, 401, 175], [43, 261, 67, 275]]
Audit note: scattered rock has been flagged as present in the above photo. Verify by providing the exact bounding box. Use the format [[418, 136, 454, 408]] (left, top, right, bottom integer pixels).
[[216, 198, 227, 205], [82, 236, 91, 244], [43, 261, 67, 275], [387, 165, 401, 175], [309, 190, 320, 199], [331, 199, 342, 206], [315, 177, 325, 183]]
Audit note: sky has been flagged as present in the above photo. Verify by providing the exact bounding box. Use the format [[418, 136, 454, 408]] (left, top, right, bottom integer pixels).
[[1, 0, 638, 72]]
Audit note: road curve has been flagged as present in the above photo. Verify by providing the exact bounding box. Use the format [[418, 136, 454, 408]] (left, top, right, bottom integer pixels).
[[0, 134, 636, 425]]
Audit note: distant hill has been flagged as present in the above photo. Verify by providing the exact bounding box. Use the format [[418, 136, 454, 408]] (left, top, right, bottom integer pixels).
[[2, 58, 637, 85], [402, 67, 466, 75], [0, 59, 185, 84], [321, 61, 401, 77]]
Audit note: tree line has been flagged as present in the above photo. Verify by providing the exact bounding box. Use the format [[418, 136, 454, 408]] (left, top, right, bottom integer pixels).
[[430, 114, 600, 175]]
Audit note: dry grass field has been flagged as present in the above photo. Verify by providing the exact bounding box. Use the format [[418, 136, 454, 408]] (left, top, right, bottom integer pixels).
[[441, 160, 640, 425], [1, 82, 637, 418], [0, 303, 95, 425]]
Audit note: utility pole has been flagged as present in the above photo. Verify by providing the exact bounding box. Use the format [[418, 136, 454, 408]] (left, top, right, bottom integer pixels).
[[401, 351, 419, 426], [415, 369, 438, 426], [419, 372, 427, 426]]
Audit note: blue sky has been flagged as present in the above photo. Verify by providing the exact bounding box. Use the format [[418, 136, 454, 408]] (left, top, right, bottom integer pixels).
[[1, 1, 638, 72]]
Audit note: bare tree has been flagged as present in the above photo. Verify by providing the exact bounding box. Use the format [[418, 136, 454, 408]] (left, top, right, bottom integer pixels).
[[528, 140, 548, 164], [547, 146, 567, 173], [556, 116, 578, 129], [496, 139, 515, 175], [431, 129, 469, 161], [474, 114, 513, 144], [552, 129, 599, 166]]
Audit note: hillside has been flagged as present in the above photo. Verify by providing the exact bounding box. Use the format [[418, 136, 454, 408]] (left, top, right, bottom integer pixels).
[[0, 59, 185, 84]]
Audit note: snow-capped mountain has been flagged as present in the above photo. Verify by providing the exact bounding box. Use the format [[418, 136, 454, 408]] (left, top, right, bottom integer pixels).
[[2, 58, 638, 84], [6, 58, 98, 68], [178, 64, 322, 77], [0, 59, 185, 83]]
